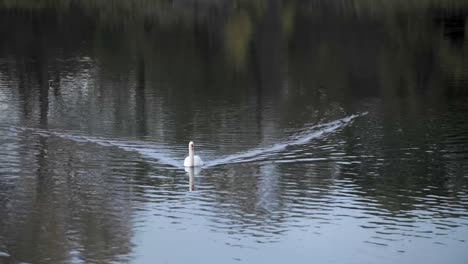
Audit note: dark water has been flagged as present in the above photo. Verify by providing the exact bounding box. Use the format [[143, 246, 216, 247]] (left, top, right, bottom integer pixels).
[[1, 1, 468, 263]]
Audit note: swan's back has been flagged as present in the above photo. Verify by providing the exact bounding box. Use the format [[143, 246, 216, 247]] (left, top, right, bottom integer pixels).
[[194, 155, 204, 166], [184, 155, 204, 167]]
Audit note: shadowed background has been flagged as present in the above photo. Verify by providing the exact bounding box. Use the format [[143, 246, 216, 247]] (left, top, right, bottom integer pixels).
[[0, 0, 467, 263]]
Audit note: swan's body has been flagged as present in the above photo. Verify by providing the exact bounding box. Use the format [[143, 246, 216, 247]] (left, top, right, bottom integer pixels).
[[184, 155, 203, 167], [184, 141, 204, 167]]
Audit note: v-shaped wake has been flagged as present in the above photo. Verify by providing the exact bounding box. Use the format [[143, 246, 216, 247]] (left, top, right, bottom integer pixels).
[[2, 113, 365, 169]]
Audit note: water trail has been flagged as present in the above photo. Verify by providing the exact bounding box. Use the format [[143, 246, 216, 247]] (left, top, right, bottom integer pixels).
[[1, 113, 365, 169], [2, 126, 182, 168], [205, 113, 365, 167]]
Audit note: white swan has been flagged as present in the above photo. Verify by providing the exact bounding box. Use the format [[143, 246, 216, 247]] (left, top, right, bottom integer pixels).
[[184, 141, 204, 167]]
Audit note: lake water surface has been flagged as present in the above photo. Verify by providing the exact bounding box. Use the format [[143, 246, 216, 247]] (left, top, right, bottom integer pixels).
[[0, 1, 468, 263]]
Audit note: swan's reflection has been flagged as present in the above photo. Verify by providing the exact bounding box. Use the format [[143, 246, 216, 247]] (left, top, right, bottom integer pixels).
[[185, 167, 202, 191]]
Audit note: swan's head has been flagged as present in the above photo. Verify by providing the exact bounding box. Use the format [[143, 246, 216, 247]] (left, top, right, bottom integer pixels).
[[189, 141, 194, 151]]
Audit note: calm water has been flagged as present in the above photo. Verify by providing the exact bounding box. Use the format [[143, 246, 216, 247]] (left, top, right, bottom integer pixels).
[[1, 1, 468, 263]]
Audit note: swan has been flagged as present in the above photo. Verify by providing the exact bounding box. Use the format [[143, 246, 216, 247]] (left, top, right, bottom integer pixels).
[[184, 141, 204, 167]]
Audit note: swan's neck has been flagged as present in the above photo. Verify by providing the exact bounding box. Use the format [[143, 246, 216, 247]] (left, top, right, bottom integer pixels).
[[189, 148, 195, 166]]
